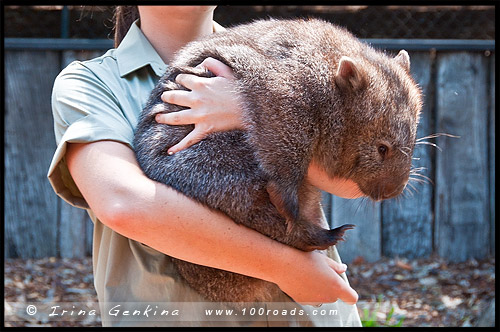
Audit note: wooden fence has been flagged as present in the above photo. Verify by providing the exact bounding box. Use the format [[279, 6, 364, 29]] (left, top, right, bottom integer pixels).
[[4, 41, 495, 263]]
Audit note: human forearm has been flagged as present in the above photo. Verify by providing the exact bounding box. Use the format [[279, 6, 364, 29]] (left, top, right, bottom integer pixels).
[[113, 175, 300, 284]]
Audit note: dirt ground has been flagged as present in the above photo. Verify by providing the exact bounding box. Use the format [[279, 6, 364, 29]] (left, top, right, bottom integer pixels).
[[4, 255, 495, 327], [347, 254, 495, 327]]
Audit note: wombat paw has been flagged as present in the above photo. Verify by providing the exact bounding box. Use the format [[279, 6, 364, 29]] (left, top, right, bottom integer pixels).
[[302, 224, 356, 251], [329, 224, 356, 243]]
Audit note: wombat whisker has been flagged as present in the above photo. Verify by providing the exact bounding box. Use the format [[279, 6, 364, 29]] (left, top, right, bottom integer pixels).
[[415, 141, 442, 152], [401, 184, 417, 201], [416, 133, 460, 141], [409, 171, 427, 179], [408, 180, 419, 192], [356, 195, 373, 213], [409, 168, 428, 179], [408, 177, 426, 184], [410, 172, 432, 181], [406, 179, 417, 190], [402, 185, 415, 198], [335, 194, 364, 217], [410, 166, 427, 173], [354, 196, 367, 213], [409, 174, 434, 185], [407, 178, 426, 191], [392, 194, 401, 204], [398, 147, 409, 158], [415, 133, 460, 152], [358, 196, 374, 209]]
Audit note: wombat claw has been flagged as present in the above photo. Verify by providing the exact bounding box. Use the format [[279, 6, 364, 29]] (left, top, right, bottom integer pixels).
[[302, 223, 356, 251], [329, 223, 356, 244]]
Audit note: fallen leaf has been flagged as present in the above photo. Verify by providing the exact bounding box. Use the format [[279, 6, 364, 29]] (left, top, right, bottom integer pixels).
[[396, 260, 413, 271]]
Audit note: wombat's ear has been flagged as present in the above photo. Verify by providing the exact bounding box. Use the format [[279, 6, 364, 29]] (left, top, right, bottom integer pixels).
[[335, 56, 367, 91], [394, 50, 410, 72]]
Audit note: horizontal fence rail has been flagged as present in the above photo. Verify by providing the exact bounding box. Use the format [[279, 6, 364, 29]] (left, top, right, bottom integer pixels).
[[4, 38, 496, 51]]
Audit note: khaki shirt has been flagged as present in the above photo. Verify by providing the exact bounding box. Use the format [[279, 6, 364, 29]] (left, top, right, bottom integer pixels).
[[47, 20, 361, 327]]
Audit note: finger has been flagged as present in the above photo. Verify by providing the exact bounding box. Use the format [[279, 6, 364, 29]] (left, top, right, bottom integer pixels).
[[175, 73, 209, 91], [161, 90, 193, 107], [168, 127, 206, 154], [325, 259, 357, 304], [326, 258, 348, 275], [340, 285, 359, 305], [331, 271, 358, 305], [155, 109, 197, 126], [198, 57, 235, 79]]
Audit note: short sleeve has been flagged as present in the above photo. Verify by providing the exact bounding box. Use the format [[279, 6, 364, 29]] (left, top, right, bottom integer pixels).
[[47, 61, 135, 209]]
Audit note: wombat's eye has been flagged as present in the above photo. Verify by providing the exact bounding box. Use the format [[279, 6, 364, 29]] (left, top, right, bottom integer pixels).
[[378, 144, 389, 158]]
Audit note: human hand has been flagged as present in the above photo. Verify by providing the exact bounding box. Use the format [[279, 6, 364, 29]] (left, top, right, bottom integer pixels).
[[275, 250, 358, 306], [155, 57, 244, 154]]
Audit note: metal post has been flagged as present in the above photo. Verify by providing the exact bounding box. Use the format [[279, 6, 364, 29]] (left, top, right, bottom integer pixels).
[[61, 6, 69, 39]]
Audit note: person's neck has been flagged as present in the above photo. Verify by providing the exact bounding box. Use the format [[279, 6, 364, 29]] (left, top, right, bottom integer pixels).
[[139, 13, 214, 64]]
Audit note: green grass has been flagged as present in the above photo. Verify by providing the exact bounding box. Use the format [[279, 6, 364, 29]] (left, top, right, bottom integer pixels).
[[360, 295, 405, 327]]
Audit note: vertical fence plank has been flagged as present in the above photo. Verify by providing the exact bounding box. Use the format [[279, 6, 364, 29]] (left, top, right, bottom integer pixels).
[[381, 52, 434, 258], [489, 55, 495, 255], [57, 50, 104, 257], [59, 203, 88, 258], [330, 197, 381, 264], [435, 52, 490, 262], [5, 51, 61, 258]]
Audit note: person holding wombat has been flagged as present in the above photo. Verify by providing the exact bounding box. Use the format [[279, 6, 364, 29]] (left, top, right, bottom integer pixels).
[[48, 5, 363, 327]]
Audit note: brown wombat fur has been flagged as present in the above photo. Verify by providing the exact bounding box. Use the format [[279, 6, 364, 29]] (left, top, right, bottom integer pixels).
[[133, 18, 422, 306]]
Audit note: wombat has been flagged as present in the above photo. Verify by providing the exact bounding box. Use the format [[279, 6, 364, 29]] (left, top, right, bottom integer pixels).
[[133, 18, 422, 306]]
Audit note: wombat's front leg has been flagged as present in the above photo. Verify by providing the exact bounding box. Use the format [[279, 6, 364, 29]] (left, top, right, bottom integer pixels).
[[310, 223, 356, 251], [271, 181, 356, 252], [289, 222, 355, 252]]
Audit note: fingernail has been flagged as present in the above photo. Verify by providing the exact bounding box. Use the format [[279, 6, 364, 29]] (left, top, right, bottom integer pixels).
[[342, 264, 348, 270], [168, 150, 174, 155], [155, 114, 161, 122]]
